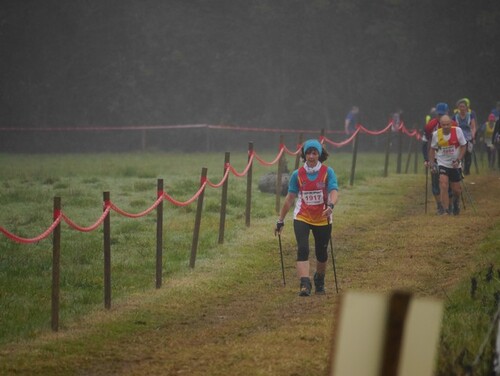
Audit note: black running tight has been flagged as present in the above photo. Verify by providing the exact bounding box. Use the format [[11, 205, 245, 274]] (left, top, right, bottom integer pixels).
[[293, 220, 331, 262]]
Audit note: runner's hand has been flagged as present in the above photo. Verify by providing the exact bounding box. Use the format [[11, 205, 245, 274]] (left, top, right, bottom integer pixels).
[[430, 163, 438, 174], [275, 220, 284, 236]]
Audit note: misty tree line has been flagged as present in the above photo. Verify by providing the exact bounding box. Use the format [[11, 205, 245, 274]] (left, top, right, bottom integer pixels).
[[1, 0, 499, 152]]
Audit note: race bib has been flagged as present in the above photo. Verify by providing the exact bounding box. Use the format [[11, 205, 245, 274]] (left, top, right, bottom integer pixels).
[[302, 190, 324, 205], [441, 146, 455, 155]]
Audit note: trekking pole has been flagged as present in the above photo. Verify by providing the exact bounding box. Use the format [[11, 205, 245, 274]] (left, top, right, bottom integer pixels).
[[461, 179, 477, 214], [324, 199, 340, 293], [329, 231, 339, 293], [424, 165, 429, 214], [277, 233, 286, 286], [461, 190, 466, 211], [472, 148, 479, 174], [457, 168, 467, 211]]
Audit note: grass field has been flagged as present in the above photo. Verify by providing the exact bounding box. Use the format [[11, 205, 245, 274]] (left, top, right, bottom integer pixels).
[[0, 150, 369, 344], [1, 151, 500, 375]]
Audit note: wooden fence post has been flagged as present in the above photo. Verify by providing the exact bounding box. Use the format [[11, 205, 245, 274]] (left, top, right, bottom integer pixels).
[[414, 135, 419, 174], [245, 142, 253, 227], [218, 152, 230, 244], [404, 136, 414, 174], [295, 133, 304, 170], [396, 130, 403, 174], [103, 191, 111, 309], [275, 135, 284, 214], [384, 131, 391, 177], [349, 132, 359, 186], [190, 167, 207, 268], [51, 197, 61, 332], [156, 179, 163, 289]]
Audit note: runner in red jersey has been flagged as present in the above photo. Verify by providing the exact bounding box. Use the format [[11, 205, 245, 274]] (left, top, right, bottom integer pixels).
[[275, 139, 338, 296], [428, 115, 467, 215]]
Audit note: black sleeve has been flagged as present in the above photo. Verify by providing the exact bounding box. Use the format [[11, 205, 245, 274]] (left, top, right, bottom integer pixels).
[[422, 141, 429, 161]]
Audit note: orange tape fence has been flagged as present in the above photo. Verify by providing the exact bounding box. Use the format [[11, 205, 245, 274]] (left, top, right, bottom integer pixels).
[[1, 122, 420, 331], [0, 121, 420, 153]]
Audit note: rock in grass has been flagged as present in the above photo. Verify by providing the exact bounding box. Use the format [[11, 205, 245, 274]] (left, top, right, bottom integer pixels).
[[258, 172, 289, 196]]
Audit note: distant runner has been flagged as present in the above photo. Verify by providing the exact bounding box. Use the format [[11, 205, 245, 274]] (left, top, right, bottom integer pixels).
[[453, 98, 477, 175], [422, 102, 456, 214], [428, 115, 467, 215], [478, 113, 497, 169]]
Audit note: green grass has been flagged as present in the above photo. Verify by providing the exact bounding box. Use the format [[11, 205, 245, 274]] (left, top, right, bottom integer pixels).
[[0, 151, 396, 342], [437, 224, 500, 375], [0, 151, 385, 343], [1, 151, 499, 375]]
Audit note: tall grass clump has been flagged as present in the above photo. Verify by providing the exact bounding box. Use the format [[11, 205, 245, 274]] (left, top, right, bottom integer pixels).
[[437, 225, 500, 375]]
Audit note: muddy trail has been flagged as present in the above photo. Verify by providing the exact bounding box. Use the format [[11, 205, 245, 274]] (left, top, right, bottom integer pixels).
[[1, 174, 500, 375]]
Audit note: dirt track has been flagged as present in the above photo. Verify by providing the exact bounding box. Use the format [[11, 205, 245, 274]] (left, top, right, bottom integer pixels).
[[1, 173, 499, 375]]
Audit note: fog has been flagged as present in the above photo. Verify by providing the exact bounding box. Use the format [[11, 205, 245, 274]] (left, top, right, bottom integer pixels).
[[1, 0, 499, 152]]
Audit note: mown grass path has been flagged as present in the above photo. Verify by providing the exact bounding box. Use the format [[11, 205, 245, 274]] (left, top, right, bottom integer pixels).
[[1, 173, 499, 375]]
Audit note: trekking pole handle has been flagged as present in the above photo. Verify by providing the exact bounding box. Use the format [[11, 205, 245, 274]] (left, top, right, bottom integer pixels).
[[275, 219, 284, 236]]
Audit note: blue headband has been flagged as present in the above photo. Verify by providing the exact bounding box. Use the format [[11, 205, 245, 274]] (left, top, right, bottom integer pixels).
[[303, 139, 322, 155]]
